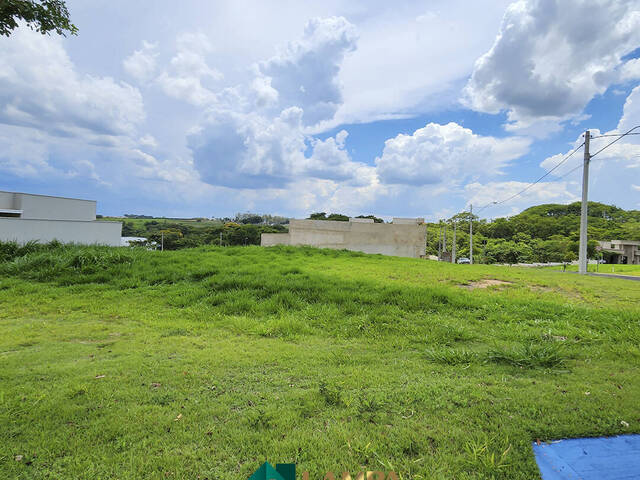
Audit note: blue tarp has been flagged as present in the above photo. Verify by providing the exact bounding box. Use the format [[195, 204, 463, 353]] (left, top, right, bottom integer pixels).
[[533, 434, 640, 479]]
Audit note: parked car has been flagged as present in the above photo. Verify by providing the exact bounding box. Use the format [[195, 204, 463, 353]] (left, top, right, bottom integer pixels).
[[457, 257, 471, 264]]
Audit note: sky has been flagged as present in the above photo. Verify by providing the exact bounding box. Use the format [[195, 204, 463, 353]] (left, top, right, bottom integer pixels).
[[1, 0, 639, 220]]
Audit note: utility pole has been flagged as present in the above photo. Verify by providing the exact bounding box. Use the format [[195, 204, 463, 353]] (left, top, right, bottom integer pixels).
[[424, 223, 428, 257], [443, 222, 447, 254], [437, 222, 442, 260], [219, 231, 222, 246], [452, 220, 457, 264], [469, 204, 473, 265], [161, 232, 164, 251], [579, 130, 590, 274]]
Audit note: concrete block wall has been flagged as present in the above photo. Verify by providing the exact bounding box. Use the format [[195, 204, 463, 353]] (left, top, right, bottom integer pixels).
[[261, 233, 290, 246], [261, 218, 426, 258]]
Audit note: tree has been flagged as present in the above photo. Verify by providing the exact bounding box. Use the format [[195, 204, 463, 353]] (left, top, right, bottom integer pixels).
[[148, 229, 183, 250], [356, 214, 384, 223], [1, 0, 77, 37], [326, 213, 349, 222], [235, 214, 263, 225]]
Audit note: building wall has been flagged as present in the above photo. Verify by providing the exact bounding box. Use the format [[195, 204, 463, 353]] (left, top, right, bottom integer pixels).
[[393, 217, 425, 225], [261, 233, 290, 246], [0, 191, 17, 210], [598, 240, 640, 265], [0, 218, 121, 246], [261, 219, 426, 258], [13, 193, 96, 221]]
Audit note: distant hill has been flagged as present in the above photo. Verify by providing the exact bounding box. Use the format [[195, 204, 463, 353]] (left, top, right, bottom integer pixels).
[[426, 201, 640, 263], [482, 202, 640, 241]]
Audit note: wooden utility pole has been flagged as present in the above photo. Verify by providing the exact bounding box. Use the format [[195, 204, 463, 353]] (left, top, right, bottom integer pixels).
[[578, 130, 591, 274]]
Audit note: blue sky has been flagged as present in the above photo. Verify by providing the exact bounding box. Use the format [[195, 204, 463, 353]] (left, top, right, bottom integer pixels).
[[1, 0, 639, 220]]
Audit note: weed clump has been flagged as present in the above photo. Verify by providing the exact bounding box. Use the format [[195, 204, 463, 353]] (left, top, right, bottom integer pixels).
[[486, 342, 567, 368], [424, 348, 479, 365], [424, 342, 568, 369], [0, 241, 144, 284], [318, 380, 343, 406]]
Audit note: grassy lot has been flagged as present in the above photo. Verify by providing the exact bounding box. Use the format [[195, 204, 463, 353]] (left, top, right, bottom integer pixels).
[[1, 244, 639, 479], [552, 263, 640, 276]]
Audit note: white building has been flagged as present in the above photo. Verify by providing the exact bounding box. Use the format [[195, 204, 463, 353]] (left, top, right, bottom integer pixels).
[[261, 217, 426, 258], [0, 191, 121, 246], [597, 240, 640, 265]]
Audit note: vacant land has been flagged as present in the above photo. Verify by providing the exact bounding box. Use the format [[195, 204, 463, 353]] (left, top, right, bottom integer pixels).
[[1, 245, 639, 479], [554, 263, 640, 276]]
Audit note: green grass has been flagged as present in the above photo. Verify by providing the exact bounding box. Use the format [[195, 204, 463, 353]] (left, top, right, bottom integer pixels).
[[1, 244, 639, 479], [553, 263, 640, 276]]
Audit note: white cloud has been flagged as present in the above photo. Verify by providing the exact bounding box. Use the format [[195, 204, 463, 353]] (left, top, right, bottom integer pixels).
[[375, 122, 531, 185], [620, 58, 640, 82], [139, 134, 158, 148], [0, 29, 190, 196], [464, 0, 640, 133], [541, 85, 640, 175], [538, 86, 640, 213], [188, 108, 370, 189], [333, 1, 511, 126], [0, 27, 145, 141], [618, 84, 640, 133], [188, 17, 368, 189], [305, 130, 375, 184], [123, 41, 159, 83], [465, 180, 578, 217], [3, 2, 639, 219], [256, 16, 358, 126], [250, 76, 279, 107], [188, 107, 306, 189], [171, 33, 222, 80], [156, 33, 222, 106], [156, 72, 218, 107]]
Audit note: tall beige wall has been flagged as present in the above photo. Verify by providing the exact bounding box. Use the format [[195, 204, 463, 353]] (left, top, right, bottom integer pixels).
[[262, 219, 426, 258], [13, 193, 96, 221], [0, 218, 121, 246], [261, 233, 290, 246]]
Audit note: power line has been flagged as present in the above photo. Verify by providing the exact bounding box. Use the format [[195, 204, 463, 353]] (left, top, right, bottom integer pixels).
[[553, 155, 604, 181], [590, 125, 640, 158], [555, 146, 628, 180], [476, 141, 585, 213], [555, 162, 583, 180], [472, 124, 640, 217], [590, 133, 640, 138]]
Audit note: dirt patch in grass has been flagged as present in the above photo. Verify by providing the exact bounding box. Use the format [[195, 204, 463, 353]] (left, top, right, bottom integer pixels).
[[459, 279, 513, 290], [530, 285, 553, 293]]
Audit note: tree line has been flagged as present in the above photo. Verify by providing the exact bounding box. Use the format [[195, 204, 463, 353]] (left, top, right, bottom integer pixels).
[[426, 202, 640, 264], [118, 202, 639, 261], [120, 216, 287, 250]]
